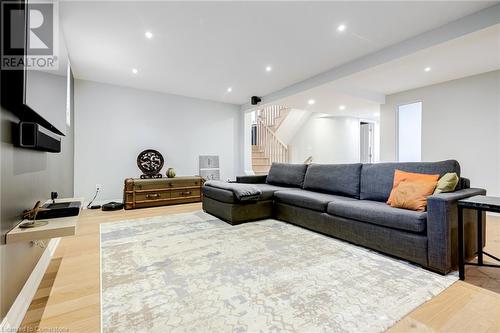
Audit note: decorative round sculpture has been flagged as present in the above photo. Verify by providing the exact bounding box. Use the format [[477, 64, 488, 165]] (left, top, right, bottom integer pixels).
[[137, 149, 164, 179], [166, 168, 176, 178]]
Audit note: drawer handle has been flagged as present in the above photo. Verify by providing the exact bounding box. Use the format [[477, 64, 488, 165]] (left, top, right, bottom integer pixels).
[[179, 191, 191, 196], [146, 194, 160, 199]]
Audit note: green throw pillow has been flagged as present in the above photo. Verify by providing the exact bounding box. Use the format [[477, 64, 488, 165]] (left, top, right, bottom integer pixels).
[[434, 172, 459, 194]]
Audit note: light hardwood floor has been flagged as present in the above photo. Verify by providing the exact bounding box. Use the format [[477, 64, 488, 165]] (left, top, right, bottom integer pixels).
[[20, 203, 500, 332]]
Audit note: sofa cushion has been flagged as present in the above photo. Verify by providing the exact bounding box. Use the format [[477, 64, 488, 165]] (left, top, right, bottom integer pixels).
[[203, 183, 289, 203], [434, 172, 459, 194], [255, 184, 291, 201], [360, 160, 461, 202], [327, 200, 427, 233], [303, 163, 362, 198], [274, 189, 356, 212], [266, 163, 308, 188], [203, 186, 237, 204]]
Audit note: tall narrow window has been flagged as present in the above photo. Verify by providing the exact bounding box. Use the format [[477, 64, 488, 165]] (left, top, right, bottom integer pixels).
[[398, 102, 422, 162]]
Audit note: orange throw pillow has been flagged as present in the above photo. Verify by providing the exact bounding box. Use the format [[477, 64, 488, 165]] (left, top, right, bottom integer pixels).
[[390, 179, 438, 211], [387, 170, 440, 205]]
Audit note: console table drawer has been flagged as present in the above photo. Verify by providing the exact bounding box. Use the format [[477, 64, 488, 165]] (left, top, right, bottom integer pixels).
[[135, 191, 170, 202], [171, 189, 201, 199], [167, 179, 202, 188]]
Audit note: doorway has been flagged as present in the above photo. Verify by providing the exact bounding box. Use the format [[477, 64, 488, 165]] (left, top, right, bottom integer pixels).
[[360, 122, 375, 163]]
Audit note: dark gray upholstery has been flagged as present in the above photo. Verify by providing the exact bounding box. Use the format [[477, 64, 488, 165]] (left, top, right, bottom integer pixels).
[[360, 160, 461, 202], [202, 197, 273, 224], [256, 184, 293, 201], [266, 163, 308, 188], [274, 189, 356, 212], [460, 177, 470, 189], [204, 181, 261, 201], [236, 175, 267, 184], [303, 163, 362, 198], [327, 200, 427, 233], [202, 160, 484, 274], [275, 203, 429, 267], [426, 188, 486, 271], [203, 183, 291, 203], [203, 185, 235, 204]]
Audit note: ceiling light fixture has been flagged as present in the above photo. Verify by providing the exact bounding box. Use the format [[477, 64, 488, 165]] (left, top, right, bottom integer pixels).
[[424, 67, 431, 72], [145, 31, 153, 39], [308, 99, 315, 105], [132, 68, 138, 74], [337, 24, 346, 32], [265, 66, 272, 72], [227, 87, 232, 93], [339, 105, 346, 110]]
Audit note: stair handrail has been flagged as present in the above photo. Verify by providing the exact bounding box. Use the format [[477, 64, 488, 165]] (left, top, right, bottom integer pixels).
[[257, 105, 288, 128], [256, 117, 289, 164], [257, 118, 288, 149]]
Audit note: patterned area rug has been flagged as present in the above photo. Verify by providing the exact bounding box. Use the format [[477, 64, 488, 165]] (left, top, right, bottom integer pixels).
[[100, 211, 457, 333]]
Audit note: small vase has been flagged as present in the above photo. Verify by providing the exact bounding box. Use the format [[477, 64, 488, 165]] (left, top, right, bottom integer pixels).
[[166, 168, 176, 178]]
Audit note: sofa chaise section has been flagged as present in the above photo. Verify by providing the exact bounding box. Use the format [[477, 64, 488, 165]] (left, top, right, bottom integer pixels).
[[202, 163, 308, 224]]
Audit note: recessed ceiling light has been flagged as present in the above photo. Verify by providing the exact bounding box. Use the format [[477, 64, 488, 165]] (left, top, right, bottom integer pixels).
[[145, 31, 153, 39], [424, 67, 431, 72], [265, 65, 272, 72], [339, 105, 346, 110], [337, 24, 346, 32], [308, 99, 315, 105], [227, 87, 232, 93], [132, 68, 138, 74]]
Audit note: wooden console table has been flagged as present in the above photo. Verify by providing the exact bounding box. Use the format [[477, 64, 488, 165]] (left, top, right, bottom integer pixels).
[[124, 176, 203, 210]]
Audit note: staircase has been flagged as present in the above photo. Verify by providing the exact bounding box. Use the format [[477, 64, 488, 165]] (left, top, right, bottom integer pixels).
[[252, 105, 290, 175]]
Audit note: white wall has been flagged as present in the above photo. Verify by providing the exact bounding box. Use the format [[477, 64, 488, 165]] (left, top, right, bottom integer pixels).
[[243, 111, 253, 175], [74, 80, 241, 201], [380, 70, 500, 195], [289, 114, 361, 164], [275, 109, 311, 144]]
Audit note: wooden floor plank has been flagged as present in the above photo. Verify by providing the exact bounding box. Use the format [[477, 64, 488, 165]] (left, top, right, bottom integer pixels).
[[19, 203, 499, 332]]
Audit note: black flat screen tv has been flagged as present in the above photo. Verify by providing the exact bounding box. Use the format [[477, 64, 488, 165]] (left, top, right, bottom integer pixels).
[[1, 0, 69, 136], [23, 0, 69, 136]]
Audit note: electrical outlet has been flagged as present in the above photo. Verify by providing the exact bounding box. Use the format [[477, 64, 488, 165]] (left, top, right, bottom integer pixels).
[[96, 184, 102, 191]]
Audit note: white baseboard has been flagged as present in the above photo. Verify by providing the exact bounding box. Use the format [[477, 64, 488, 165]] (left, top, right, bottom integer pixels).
[[0, 238, 60, 331]]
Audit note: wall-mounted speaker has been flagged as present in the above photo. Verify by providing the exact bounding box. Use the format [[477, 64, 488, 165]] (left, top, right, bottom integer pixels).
[[18, 122, 61, 153], [251, 96, 262, 105]]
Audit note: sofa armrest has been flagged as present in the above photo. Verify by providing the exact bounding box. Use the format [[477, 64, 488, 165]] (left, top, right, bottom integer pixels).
[[427, 188, 486, 273], [236, 175, 267, 184], [459, 177, 471, 189]]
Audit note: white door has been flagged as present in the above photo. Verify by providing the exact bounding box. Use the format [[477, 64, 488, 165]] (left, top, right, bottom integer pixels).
[[360, 122, 374, 163]]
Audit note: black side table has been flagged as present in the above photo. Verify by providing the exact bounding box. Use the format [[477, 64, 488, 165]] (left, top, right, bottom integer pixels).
[[457, 195, 500, 280]]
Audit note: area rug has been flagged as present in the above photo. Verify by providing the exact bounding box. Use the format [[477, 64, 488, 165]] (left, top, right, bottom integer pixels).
[[100, 211, 457, 333]]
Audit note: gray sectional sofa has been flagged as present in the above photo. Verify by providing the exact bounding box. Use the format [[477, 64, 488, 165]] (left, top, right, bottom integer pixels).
[[202, 160, 486, 274]]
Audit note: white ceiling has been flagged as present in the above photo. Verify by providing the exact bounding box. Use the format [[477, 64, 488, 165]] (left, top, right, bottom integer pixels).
[[60, 1, 496, 104], [337, 24, 500, 95], [274, 86, 381, 120], [276, 23, 500, 119]]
